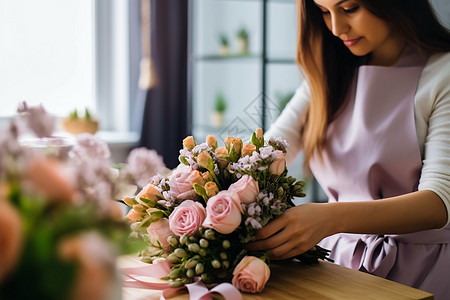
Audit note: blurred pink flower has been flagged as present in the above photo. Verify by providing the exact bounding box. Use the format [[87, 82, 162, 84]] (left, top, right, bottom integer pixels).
[[125, 147, 166, 188], [232, 256, 270, 293], [17, 101, 56, 138], [169, 200, 206, 236], [203, 191, 242, 234], [0, 200, 23, 283], [69, 134, 111, 162]]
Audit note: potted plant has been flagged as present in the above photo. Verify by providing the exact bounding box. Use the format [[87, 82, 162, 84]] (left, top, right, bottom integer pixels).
[[219, 33, 229, 56], [210, 92, 227, 128], [236, 27, 249, 54], [62, 108, 99, 135]]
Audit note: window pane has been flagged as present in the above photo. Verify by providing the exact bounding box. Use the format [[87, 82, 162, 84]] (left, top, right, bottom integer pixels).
[[0, 0, 94, 117]]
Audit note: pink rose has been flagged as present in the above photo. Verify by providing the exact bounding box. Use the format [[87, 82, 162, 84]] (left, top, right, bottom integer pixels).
[[228, 174, 259, 204], [147, 218, 173, 250], [169, 200, 206, 236], [202, 191, 242, 234], [168, 165, 198, 200], [232, 256, 270, 293], [269, 150, 286, 176]]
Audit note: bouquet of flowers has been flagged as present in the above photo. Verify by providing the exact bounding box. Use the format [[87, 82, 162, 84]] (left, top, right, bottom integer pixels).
[[0, 102, 165, 300], [124, 128, 330, 293]]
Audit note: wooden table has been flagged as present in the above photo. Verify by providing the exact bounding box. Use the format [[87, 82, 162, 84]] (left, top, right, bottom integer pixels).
[[119, 256, 433, 300]]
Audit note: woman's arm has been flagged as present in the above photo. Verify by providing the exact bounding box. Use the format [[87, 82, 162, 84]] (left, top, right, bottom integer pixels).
[[247, 190, 447, 260]]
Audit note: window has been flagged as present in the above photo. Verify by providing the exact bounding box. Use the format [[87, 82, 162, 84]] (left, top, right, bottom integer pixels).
[[0, 0, 133, 132]]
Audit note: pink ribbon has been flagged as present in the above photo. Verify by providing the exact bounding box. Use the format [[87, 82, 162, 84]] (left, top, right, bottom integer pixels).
[[122, 262, 243, 300]]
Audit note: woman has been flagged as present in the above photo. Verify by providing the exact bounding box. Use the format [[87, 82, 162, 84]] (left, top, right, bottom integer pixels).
[[247, 0, 450, 298]]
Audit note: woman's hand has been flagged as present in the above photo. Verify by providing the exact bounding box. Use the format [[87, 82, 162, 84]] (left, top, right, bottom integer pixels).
[[246, 203, 335, 260]]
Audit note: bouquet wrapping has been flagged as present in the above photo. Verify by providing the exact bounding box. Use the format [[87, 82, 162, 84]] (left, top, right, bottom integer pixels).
[[124, 128, 330, 294]]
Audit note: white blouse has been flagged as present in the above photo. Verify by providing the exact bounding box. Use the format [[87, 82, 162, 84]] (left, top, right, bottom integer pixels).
[[266, 51, 450, 224]]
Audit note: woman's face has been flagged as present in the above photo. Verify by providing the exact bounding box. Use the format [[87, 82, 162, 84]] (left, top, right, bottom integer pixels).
[[313, 0, 405, 65]]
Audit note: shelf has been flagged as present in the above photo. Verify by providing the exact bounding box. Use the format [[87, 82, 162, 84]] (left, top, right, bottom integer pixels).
[[193, 54, 296, 64]]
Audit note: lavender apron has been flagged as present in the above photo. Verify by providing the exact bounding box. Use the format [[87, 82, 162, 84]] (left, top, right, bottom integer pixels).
[[310, 46, 450, 299]]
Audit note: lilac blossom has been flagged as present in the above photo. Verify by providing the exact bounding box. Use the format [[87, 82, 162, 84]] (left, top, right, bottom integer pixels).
[[124, 147, 166, 187], [69, 134, 111, 162], [17, 101, 56, 138]]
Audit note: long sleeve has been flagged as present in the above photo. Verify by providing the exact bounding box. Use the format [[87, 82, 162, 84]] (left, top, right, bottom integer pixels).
[[415, 51, 450, 225], [265, 81, 310, 165]]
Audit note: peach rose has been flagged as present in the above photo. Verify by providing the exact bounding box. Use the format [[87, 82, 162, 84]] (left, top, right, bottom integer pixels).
[[202, 191, 242, 234], [169, 200, 206, 236], [0, 200, 23, 283], [228, 175, 259, 204], [255, 128, 263, 139], [206, 135, 217, 149], [204, 182, 219, 198], [147, 218, 173, 250], [168, 165, 197, 200], [135, 182, 163, 204], [232, 256, 270, 293], [269, 150, 286, 176], [197, 150, 212, 170], [241, 143, 256, 158]]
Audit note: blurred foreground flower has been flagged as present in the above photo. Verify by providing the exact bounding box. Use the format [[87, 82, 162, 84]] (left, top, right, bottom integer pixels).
[[0, 102, 151, 299]]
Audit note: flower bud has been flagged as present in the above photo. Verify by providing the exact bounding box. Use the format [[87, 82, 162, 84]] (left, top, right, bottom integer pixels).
[[211, 259, 221, 269], [188, 170, 205, 186], [169, 268, 182, 279], [256, 128, 263, 139], [167, 236, 179, 248], [204, 229, 216, 240], [168, 253, 181, 264], [185, 259, 198, 269], [197, 150, 213, 170], [195, 263, 204, 275], [199, 238, 209, 248], [219, 252, 227, 260], [188, 243, 200, 253], [170, 279, 184, 288], [222, 260, 230, 269], [230, 138, 242, 156], [186, 268, 195, 278], [153, 258, 167, 264], [224, 136, 234, 151], [204, 182, 219, 198], [199, 248, 207, 257], [206, 135, 217, 149], [180, 235, 189, 246], [222, 240, 230, 249], [188, 236, 199, 243], [202, 171, 213, 183], [215, 147, 228, 156], [241, 143, 256, 158], [174, 248, 187, 258], [183, 136, 196, 151]]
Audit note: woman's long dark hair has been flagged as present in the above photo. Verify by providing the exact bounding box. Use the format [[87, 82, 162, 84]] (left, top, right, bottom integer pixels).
[[297, 0, 450, 166]]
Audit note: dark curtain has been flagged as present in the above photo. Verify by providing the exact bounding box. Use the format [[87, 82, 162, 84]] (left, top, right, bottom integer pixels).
[[138, 0, 189, 169]]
